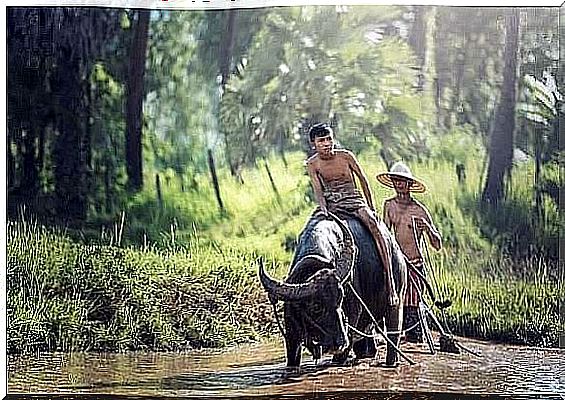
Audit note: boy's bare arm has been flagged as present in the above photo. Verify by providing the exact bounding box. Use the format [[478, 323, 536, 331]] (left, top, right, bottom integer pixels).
[[307, 161, 328, 214], [383, 201, 392, 230], [345, 152, 375, 211]]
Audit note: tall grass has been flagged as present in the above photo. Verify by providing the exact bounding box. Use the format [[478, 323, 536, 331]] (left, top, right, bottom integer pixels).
[[428, 249, 563, 347], [7, 218, 288, 354]]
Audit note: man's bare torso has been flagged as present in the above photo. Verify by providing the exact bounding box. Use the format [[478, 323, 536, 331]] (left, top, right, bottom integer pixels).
[[384, 197, 429, 261]]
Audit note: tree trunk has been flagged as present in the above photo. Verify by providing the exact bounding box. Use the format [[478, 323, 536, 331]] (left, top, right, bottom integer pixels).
[[21, 123, 38, 195], [433, 78, 442, 128], [264, 158, 281, 204], [125, 9, 150, 192], [178, 173, 185, 192], [219, 9, 238, 176], [534, 131, 542, 220], [408, 6, 426, 65], [278, 131, 288, 168], [434, 10, 449, 130], [224, 133, 238, 179], [452, 46, 468, 127], [482, 9, 520, 205], [219, 9, 238, 87], [104, 163, 113, 214], [53, 54, 88, 220], [37, 126, 45, 179], [410, 6, 439, 127], [422, 7, 437, 107], [7, 135, 15, 190], [155, 173, 163, 210]]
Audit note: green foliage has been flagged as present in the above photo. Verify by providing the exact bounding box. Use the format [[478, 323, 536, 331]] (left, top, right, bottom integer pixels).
[[434, 7, 504, 132], [429, 125, 484, 165], [432, 251, 563, 347], [460, 162, 561, 260], [218, 6, 431, 166], [8, 6, 562, 354], [144, 11, 210, 174]]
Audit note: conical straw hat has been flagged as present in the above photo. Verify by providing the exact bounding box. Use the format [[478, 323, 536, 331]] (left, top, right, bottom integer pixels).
[[376, 161, 427, 193]]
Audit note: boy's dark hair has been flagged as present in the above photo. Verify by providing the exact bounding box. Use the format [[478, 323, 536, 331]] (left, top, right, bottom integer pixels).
[[308, 123, 333, 142]]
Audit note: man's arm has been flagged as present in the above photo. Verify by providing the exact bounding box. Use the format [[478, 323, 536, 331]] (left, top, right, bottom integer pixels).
[[307, 160, 328, 214], [416, 206, 442, 250], [345, 151, 375, 211]]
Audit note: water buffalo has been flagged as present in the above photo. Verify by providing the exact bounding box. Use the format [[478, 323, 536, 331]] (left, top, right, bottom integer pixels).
[[259, 212, 407, 367]]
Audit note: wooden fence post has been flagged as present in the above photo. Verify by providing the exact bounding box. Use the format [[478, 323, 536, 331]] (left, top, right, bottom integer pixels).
[[155, 173, 163, 210], [208, 149, 225, 212], [264, 158, 281, 205]]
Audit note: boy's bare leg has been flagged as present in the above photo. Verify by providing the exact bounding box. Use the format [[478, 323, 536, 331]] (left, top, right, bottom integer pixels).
[[356, 208, 399, 306]]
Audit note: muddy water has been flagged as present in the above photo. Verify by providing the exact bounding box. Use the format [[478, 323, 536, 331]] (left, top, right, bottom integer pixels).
[[8, 337, 565, 397]]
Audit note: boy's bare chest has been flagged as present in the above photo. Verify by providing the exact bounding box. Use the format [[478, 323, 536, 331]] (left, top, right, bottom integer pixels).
[[315, 157, 353, 184]]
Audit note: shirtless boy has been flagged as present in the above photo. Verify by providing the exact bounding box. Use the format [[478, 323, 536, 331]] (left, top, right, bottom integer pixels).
[[306, 123, 398, 306], [377, 162, 442, 342]]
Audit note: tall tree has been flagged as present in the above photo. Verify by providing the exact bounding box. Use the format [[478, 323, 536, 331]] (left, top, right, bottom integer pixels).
[[433, 8, 505, 135], [125, 9, 150, 191], [218, 9, 239, 178], [482, 8, 520, 205], [7, 8, 52, 197]]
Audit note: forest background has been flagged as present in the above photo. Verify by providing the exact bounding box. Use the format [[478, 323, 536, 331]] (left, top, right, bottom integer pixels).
[[6, 5, 564, 354]]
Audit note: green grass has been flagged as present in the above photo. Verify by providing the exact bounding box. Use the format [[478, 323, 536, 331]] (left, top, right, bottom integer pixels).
[[428, 250, 563, 347], [7, 218, 288, 354], [7, 148, 563, 353]]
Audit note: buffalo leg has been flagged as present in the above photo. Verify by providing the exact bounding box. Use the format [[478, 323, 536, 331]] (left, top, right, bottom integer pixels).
[[385, 304, 403, 366], [353, 337, 376, 359], [284, 309, 302, 367], [285, 336, 302, 367], [332, 342, 352, 364], [352, 313, 377, 359]]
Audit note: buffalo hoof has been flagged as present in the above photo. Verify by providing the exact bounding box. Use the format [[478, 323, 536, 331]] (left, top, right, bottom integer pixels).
[[353, 338, 377, 359], [385, 355, 399, 367], [332, 352, 352, 365]]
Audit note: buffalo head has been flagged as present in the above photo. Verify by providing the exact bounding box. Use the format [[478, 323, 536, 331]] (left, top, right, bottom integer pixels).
[[258, 213, 357, 362]]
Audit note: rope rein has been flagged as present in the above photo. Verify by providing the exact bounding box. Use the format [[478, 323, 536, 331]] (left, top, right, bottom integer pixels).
[[409, 268, 481, 358], [346, 281, 416, 365], [349, 320, 420, 338], [269, 298, 287, 339]]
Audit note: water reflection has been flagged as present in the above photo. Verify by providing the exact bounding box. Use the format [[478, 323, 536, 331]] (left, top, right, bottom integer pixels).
[[8, 338, 565, 397]]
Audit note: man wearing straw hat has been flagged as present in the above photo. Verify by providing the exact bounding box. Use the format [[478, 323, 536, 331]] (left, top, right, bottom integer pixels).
[[377, 161, 442, 343]]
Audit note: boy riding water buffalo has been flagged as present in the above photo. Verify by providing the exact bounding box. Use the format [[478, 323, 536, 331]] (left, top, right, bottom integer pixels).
[[306, 122, 443, 344], [305, 123, 399, 307]]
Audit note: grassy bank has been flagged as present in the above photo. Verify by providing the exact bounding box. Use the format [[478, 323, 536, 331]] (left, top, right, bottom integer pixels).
[[7, 219, 287, 354], [7, 150, 563, 353]]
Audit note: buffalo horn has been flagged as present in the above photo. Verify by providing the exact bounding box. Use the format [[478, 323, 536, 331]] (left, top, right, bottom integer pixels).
[[258, 258, 337, 301]]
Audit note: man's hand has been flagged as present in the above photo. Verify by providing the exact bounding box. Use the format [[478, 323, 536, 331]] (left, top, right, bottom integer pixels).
[[414, 216, 431, 232], [414, 216, 442, 250]]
